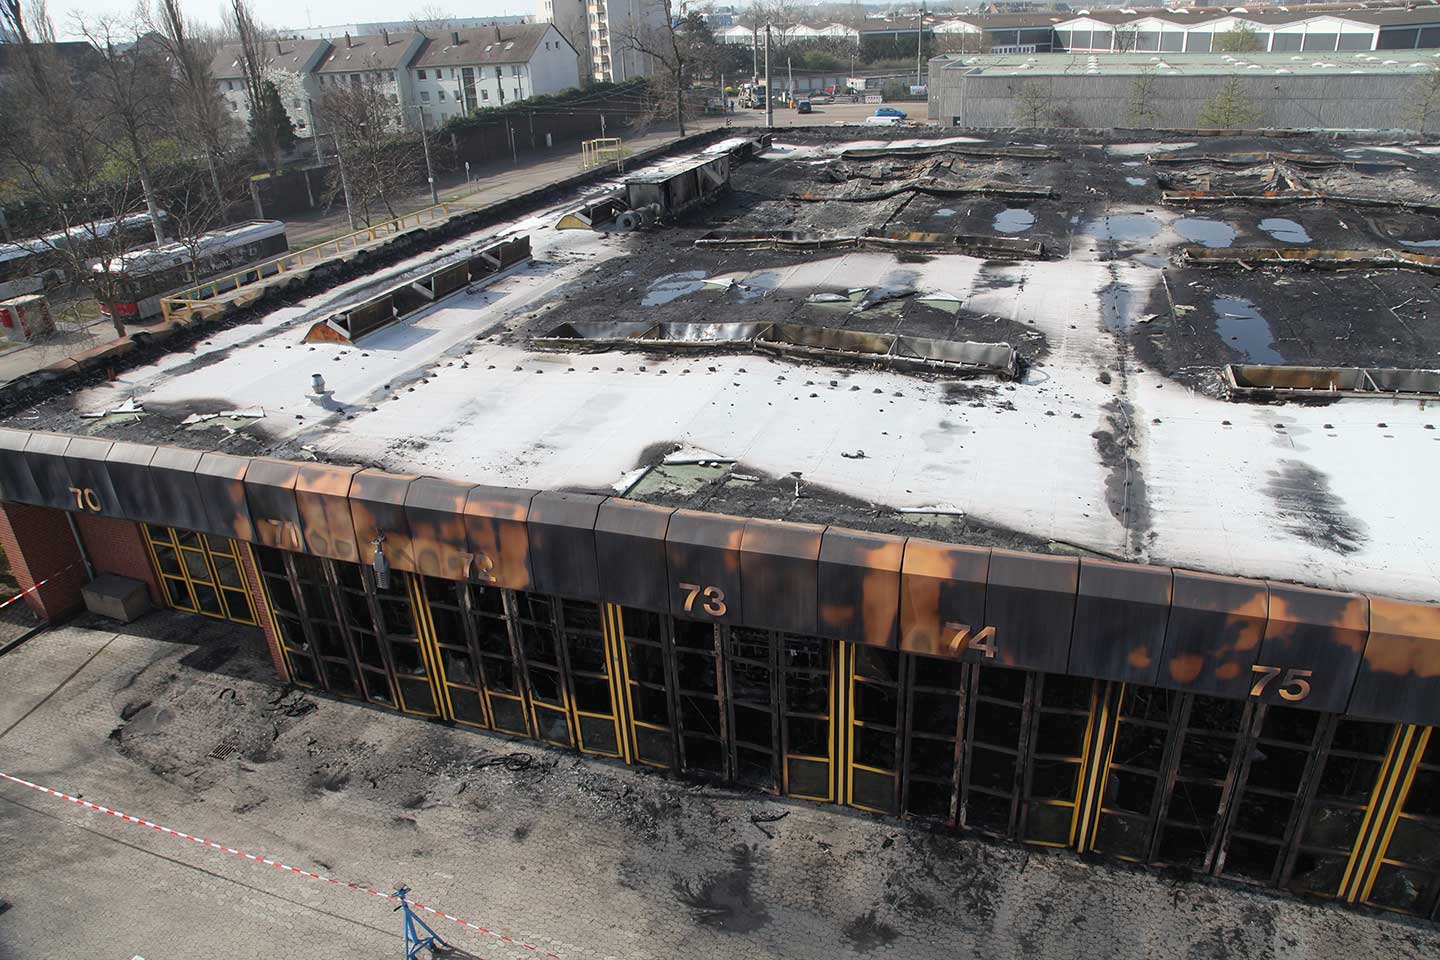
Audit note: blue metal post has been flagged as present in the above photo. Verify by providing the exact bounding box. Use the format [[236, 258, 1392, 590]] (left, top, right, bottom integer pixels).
[[394, 885, 451, 959]]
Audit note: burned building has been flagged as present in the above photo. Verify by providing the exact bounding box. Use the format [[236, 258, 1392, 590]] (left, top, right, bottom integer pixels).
[[2, 128, 1440, 922]]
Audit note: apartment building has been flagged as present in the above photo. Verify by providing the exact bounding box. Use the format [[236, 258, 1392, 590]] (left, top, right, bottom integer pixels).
[[209, 38, 329, 136], [209, 26, 580, 135], [537, 0, 665, 82], [409, 25, 581, 125], [312, 31, 425, 129]]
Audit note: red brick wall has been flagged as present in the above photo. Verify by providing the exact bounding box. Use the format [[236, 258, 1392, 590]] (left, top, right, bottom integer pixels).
[[238, 543, 289, 682], [0, 502, 86, 621], [74, 514, 164, 605]]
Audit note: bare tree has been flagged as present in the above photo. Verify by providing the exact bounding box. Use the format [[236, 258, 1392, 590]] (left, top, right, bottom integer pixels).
[[1012, 79, 1052, 127], [0, 2, 148, 336], [148, 0, 233, 205], [1125, 65, 1163, 128], [315, 66, 420, 224], [1400, 68, 1440, 132], [408, 3, 452, 26], [227, 0, 283, 172], [619, 0, 702, 135], [79, 15, 174, 245]]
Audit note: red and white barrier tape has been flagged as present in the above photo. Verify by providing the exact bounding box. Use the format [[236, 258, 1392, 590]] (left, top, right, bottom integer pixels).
[[0, 562, 80, 611], [0, 770, 559, 958]]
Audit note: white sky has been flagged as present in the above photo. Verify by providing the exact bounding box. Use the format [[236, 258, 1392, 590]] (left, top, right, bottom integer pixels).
[[53, 0, 533, 38]]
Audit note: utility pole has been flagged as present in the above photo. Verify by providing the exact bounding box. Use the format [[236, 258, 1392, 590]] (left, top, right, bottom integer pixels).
[[765, 23, 773, 129], [787, 56, 792, 104], [330, 131, 355, 231], [412, 106, 438, 206], [306, 99, 324, 165], [916, 0, 925, 88]]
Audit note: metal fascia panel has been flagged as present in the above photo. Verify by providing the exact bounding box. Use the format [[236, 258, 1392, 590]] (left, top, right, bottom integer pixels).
[[348, 469, 418, 573], [596, 498, 674, 612], [817, 527, 905, 649], [1069, 558, 1173, 684], [1349, 595, 1440, 725], [1159, 569, 1269, 698], [739, 517, 824, 635], [525, 491, 604, 600], [294, 463, 361, 562], [461, 484, 537, 590], [664, 509, 745, 624], [1256, 582, 1368, 713], [898, 538, 990, 660], [983, 548, 1079, 673], [194, 452, 255, 541]]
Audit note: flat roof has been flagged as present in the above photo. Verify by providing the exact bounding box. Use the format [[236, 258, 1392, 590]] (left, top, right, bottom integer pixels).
[[933, 49, 1440, 76], [14, 130, 1440, 604]]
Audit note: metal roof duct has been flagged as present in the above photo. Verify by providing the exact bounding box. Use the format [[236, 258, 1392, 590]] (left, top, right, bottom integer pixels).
[[534, 322, 1021, 380], [1224, 363, 1440, 401]]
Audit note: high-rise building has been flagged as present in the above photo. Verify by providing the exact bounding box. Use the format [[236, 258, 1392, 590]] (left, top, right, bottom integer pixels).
[[536, 0, 665, 82]]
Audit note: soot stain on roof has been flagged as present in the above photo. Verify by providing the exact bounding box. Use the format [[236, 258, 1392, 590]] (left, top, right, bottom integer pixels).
[[1265, 459, 1366, 556]]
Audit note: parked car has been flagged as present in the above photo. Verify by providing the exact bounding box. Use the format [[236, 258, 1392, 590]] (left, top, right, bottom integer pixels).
[[796, 99, 812, 114], [874, 106, 908, 119], [863, 114, 904, 126]]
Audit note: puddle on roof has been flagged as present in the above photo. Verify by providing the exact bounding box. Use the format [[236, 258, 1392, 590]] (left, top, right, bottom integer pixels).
[[1213, 296, 1283, 363], [936, 208, 957, 218], [992, 208, 1036, 234], [1259, 218, 1311, 244], [1086, 213, 1162, 243], [1174, 218, 1236, 248], [1125, 177, 1148, 187], [642, 270, 709, 306], [1400, 238, 1440, 248]]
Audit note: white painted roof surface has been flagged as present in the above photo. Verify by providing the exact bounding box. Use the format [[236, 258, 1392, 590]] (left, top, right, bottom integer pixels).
[[72, 141, 1440, 602]]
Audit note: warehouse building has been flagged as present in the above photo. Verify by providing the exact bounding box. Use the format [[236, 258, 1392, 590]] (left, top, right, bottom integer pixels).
[[928, 50, 1440, 128], [1, 129, 1439, 920]]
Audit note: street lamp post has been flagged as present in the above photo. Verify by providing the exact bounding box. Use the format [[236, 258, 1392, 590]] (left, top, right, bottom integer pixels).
[[404, 103, 440, 207]]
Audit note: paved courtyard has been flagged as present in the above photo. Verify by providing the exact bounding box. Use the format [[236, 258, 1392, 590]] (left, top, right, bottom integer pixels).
[[1, 612, 1435, 960]]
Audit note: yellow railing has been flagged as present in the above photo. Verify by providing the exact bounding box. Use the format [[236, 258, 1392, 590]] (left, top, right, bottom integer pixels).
[[580, 137, 627, 173], [159, 201, 459, 322]]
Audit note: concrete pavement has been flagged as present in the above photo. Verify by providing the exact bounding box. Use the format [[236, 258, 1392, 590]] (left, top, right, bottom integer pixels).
[[0, 612, 1435, 960]]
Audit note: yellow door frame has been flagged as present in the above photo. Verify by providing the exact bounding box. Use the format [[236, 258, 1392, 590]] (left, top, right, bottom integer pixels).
[[1341, 723, 1432, 903]]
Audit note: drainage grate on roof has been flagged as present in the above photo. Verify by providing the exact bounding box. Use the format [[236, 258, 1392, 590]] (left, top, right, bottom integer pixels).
[[208, 735, 242, 761]]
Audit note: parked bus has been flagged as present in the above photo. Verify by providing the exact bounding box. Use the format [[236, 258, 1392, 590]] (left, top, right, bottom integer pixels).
[[0, 212, 166, 301], [92, 220, 289, 321]]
